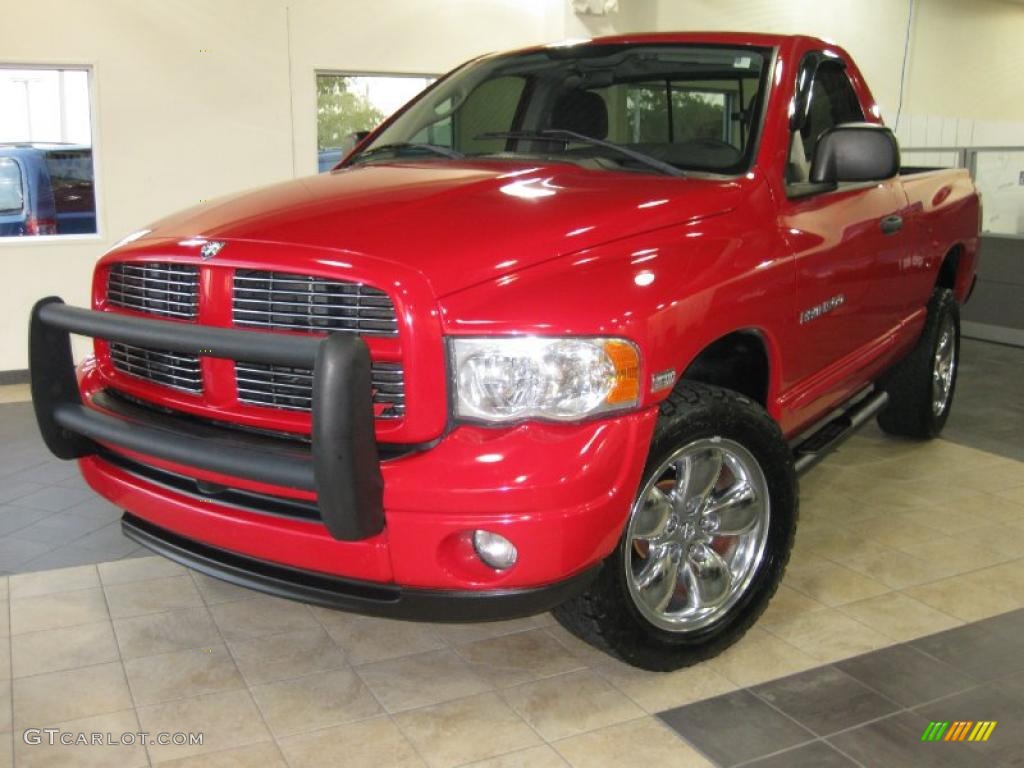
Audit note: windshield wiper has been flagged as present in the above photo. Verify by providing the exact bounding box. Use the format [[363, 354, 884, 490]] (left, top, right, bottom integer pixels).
[[475, 130, 684, 177], [352, 142, 464, 164]]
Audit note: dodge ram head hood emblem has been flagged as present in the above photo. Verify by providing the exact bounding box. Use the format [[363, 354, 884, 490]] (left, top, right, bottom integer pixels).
[[199, 240, 226, 260]]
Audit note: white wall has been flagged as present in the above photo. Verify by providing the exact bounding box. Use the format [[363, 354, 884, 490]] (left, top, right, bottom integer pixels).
[[2, 0, 1022, 370]]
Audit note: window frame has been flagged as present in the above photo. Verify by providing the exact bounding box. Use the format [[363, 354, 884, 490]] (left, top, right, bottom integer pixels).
[[0, 62, 102, 244]]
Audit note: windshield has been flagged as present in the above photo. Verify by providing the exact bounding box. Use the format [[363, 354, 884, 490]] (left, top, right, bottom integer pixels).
[[349, 43, 771, 176]]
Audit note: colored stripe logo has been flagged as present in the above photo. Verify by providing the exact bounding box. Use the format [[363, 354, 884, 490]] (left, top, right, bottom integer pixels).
[[921, 721, 997, 742]]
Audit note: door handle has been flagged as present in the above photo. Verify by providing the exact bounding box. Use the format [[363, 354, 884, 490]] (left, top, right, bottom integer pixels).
[[880, 215, 903, 235]]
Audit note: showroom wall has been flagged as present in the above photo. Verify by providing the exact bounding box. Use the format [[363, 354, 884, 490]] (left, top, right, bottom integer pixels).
[[1, 0, 1022, 371]]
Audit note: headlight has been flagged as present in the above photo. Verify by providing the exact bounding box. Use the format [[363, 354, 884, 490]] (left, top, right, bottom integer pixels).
[[451, 337, 640, 423]]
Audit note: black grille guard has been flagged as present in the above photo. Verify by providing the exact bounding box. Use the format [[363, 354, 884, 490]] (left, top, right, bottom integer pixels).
[[29, 296, 384, 541]]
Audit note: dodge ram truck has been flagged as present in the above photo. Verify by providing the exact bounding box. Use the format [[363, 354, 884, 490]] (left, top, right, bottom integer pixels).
[[29, 33, 980, 670]]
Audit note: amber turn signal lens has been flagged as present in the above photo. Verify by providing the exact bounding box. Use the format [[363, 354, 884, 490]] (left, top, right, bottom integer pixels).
[[604, 340, 641, 405]]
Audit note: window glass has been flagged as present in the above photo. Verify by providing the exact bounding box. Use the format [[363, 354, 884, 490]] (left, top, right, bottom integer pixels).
[[799, 62, 864, 163], [355, 45, 769, 176], [0, 158, 23, 213], [0, 67, 96, 237], [317, 73, 435, 172]]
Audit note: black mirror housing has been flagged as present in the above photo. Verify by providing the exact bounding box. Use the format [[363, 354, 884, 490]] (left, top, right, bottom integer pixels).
[[810, 123, 900, 184]]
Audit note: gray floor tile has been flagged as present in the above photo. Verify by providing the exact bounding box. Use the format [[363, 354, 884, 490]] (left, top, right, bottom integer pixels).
[[17, 545, 127, 573], [0, 480, 47, 504], [913, 684, 1021, 767], [0, 536, 57, 570], [911, 621, 1024, 682], [0, 504, 55, 536], [659, 689, 815, 767], [13, 511, 112, 546], [66, 522, 139, 558], [836, 644, 980, 708], [8, 485, 94, 513], [741, 740, 860, 768], [753, 666, 901, 737], [828, 710, 989, 768]]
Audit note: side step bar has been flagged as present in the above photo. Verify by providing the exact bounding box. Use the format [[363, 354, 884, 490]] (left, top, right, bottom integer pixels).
[[791, 388, 890, 476]]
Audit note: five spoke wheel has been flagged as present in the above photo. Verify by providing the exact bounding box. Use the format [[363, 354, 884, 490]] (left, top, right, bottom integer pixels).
[[932, 313, 957, 416], [625, 438, 770, 632]]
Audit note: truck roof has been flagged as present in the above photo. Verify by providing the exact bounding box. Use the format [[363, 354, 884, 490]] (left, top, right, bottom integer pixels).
[[500, 31, 837, 58]]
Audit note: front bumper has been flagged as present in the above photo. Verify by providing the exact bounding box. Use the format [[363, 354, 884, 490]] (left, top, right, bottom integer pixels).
[[30, 298, 657, 616]]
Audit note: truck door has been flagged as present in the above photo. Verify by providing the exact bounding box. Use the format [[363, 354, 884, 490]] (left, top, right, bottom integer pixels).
[[779, 54, 912, 386]]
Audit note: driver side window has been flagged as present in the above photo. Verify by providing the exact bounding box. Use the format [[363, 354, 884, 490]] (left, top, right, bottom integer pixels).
[[788, 61, 864, 184]]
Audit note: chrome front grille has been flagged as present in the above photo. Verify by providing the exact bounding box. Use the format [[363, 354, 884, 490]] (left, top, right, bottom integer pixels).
[[107, 263, 199, 320], [232, 270, 398, 336], [109, 342, 202, 394], [236, 361, 405, 418]]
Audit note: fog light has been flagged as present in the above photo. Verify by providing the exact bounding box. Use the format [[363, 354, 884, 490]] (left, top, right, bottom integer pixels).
[[472, 530, 518, 570]]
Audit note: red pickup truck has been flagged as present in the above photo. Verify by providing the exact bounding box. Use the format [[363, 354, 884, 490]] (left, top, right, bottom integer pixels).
[[30, 32, 979, 670]]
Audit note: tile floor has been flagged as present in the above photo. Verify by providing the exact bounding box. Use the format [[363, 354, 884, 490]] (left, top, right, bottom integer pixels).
[[0, 339, 1020, 766]]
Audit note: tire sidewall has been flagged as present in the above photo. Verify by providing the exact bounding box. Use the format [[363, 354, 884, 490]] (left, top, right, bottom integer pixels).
[[600, 386, 797, 666]]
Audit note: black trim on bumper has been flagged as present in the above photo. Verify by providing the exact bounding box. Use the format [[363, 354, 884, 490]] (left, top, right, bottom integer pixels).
[[121, 513, 601, 622], [30, 297, 384, 541]]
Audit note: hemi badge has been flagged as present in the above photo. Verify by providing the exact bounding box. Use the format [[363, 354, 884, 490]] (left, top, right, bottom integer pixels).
[[651, 369, 676, 393]]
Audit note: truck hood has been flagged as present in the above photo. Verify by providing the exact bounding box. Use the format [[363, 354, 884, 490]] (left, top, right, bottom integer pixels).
[[143, 161, 745, 297]]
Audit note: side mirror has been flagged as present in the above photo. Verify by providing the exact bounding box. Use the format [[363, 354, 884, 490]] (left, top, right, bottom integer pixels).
[[810, 123, 900, 184]]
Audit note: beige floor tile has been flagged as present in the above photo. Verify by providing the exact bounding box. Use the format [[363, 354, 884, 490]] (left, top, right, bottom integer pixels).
[[0, 384, 30, 404], [0, 640, 8, 683], [98, 555, 187, 586], [153, 741, 287, 767], [228, 627, 347, 685], [0, 680, 10, 733], [838, 592, 961, 642], [113, 606, 222, 660], [797, 526, 878, 560], [13, 661, 132, 728], [939, 463, 1024, 495], [904, 569, 1023, 622], [190, 572, 260, 605], [249, 667, 380, 738], [10, 587, 108, 635], [9, 565, 99, 599], [15, 709, 147, 768], [554, 716, 713, 768], [461, 745, 565, 767], [427, 616, 545, 646], [0, 602, 8, 638], [210, 596, 318, 643], [993, 485, 1024, 507], [543, 623, 614, 666], [0, 578, 7, 601], [357, 648, 490, 713], [967, 524, 1024, 559], [455, 629, 584, 688], [706, 628, 818, 687], [124, 646, 244, 705], [935, 492, 1024, 527], [394, 691, 540, 768], [897, 537, 1013, 575], [279, 716, 424, 768], [844, 512, 949, 549], [12, 620, 119, 678], [760, 585, 828, 625], [764, 609, 892, 663], [312, 609, 446, 664], [501, 669, 643, 741], [970, 558, 1024, 596], [782, 557, 890, 607], [596, 657, 737, 713], [137, 689, 270, 763], [104, 575, 204, 619]]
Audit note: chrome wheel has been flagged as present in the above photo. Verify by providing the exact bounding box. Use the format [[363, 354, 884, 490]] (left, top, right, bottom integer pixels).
[[625, 438, 770, 633], [932, 314, 957, 416]]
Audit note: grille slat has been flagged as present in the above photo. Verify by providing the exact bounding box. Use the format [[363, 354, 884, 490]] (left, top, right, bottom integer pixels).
[[236, 361, 406, 418], [232, 270, 398, 336], [107, 263, 199, 320], [110, 342, 202, 394]]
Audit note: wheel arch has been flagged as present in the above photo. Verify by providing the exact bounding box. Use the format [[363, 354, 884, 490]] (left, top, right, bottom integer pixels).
[[678, 329, 777, 408]]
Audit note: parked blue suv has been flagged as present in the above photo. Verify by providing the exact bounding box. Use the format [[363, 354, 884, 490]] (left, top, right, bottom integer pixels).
[[0, 144, 97, 236]]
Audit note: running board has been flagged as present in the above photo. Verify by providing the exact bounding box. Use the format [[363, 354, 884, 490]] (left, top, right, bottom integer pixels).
[[791, 389, 889, 476]]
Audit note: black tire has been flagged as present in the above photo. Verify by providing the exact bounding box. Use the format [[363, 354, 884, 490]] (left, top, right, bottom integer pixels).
[[877, 288, 960, 439], [553, 383, 797, 671]]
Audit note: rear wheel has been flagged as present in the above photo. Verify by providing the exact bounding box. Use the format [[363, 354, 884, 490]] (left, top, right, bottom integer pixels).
[[877, 288, 960, 439], [554, 383, 797, 671]]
